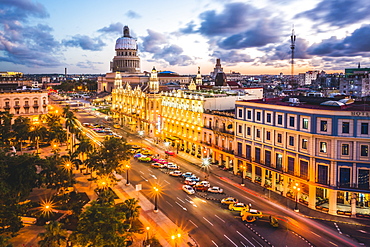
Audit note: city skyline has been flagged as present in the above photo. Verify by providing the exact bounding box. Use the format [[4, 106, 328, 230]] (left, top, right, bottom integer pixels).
[[1, 0, 370, 75]]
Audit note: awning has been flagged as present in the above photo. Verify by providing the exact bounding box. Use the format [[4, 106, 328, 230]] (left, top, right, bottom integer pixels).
[[166, 136, 179, 141]]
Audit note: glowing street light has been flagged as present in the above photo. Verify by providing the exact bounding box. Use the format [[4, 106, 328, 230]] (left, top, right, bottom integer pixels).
[[293, 182, 301, 212], [171, 230, 182, 247], [153, 185, 160, 213], [125, 164, 131, 185], [240, 164, 246, 186], [202, 158, 211, 180]]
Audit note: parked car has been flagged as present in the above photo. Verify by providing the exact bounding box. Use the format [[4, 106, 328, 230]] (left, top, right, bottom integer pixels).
[[188, 175, 200, 182], [182, 172, 193, 178], [141, 149, 153, 156], [182, 185, 195, 195], [194, 185, 209, 191], [151, 163, 165, 169], [169, 170, 182, 177], [167, 163, 179, 170], [184, 178, 197, 186], [207, 186, 223, 194], [229, 203, 249, 211], [221, 197, 238, 205]]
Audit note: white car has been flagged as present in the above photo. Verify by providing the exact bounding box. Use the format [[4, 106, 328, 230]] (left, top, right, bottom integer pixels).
[[207, 186, 223, 194], [169, 170, 182, 177], [189, 175, 200, 182], [182, 185, 195, 194], [184, 177, 197, 186], [167, 163, 179, 170]]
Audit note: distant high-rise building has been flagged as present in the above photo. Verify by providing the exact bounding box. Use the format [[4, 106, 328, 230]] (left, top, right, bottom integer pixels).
[[110, 26, 140, 73]]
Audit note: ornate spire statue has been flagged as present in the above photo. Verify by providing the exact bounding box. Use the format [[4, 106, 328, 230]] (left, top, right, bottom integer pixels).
[[149, 66, 159, 93]]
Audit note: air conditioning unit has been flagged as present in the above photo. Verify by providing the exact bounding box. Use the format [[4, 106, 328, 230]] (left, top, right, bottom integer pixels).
[[288, 98, 300, 104]]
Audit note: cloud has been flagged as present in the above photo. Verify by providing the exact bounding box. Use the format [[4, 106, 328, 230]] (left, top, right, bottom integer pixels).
[[0, 0, 49, 23], [76, 60, 103, 69], [97, 22, 123, 35], [307, 25, 370, 57], [125, 10, 141, 19], [211, 50, 254, 65], [140, 29, 193, 66], [296, 0, 370, 27], [62, 35, 106, 51]]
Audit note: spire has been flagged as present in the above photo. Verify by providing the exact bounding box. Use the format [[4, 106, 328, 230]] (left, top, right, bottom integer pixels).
[[358, 62, 361, 69], [290, 25, 296, 87], [149, 66, 159, 93], [123, 26, 131, 38], [196, 66, 202, 85]]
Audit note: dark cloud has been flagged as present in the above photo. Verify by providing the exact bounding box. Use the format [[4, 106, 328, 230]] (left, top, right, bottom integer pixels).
[[125, 10, 141, 19], [0, 0, 49, 23], [62, 35, 106, 51], [260, 37, 311, 61], [211, 50, 254, 65], [97, 23, 123, 35], [295, 0, 370, 27], [307, 25, 370, 57], [140, 30, 193, 66]]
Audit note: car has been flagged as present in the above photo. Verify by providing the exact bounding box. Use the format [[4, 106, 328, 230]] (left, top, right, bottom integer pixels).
[[208, 186, 223, 193], [194, 185, 209, 191], [155, 159, 168, 164], [128, 149, 137, 154], [167, 163, 179, 170], [182, 172, 193, 178], [141, 150, 153, 156], [134, 153, 144, 158], [113, 124, 121, 129], [221, 197, 238, 204], [229, 203, 249, 211], [169, 170, 182, 177], [240, 209, 262, 219], [138, 156, 152, 162], [196, 181, 210, 187], [182, 185, 195, 195], [151, 163, 165, 169], [184, 178, 197, 186], [165, 150, 176, 156], [188, 175, 200, 182]]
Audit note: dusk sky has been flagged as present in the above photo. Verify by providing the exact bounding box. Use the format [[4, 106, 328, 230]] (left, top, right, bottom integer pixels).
[[1, 0, 370, 75]]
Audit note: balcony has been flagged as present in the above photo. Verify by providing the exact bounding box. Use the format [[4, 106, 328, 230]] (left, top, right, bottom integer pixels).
[[24, 104, 30, 108], [213, 127, 234, 135], [14, 105, 21, 109]]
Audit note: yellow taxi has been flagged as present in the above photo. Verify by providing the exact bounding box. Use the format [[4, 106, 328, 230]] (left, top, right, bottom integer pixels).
[[228, 203, 249, 211]]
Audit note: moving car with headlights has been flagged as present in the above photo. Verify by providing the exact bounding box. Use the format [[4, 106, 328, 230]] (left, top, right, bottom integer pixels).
[[240, 209, 262, 219], [221, 197, 238, 205], [169, 170, 182, 177], [229, 202, 249, 211], [182, 185, 195, 195], [207, 186, 223, 194]]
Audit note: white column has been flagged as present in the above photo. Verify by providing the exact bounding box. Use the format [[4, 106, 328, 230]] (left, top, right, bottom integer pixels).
[[308, 184, 316, 209], [328, 189, 338, 215]]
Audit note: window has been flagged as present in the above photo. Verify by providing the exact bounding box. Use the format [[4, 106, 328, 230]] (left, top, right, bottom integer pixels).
[[255, 147, 261, 163], [246, 145, 251, 160], [238, 109, 243, 118], [277, 133, 282, 143], [339, 168, 350, 187], [317, 165, 328, 185], [289, 116, 295, 127], [266, 131, 271, 141], [247, 110, 252, 119], [361, 123, 369, 135], [320, 142, 327, 153], [276, 153, 283, 171], [256, 112, 261, 121], [287, 157, 295, 175], [277, 115, 283, 125], [247, 127, 251, 136], [320, 120, 328, 132], [256, 129, 260, 138], [266, 113, 271, 123], [237, 142, 243, 156], [358, 169, 370, 189], [300, 160, 308, 180], [342, 144, 349, 155], [302, 139, 308, 149], [342, 122, 350, 134], [289, 136, 294, 146], [238, 125, 242, 134], [265, 150, 271, 166], [360, 145, 369, 157], [302, 118, 309, 130]]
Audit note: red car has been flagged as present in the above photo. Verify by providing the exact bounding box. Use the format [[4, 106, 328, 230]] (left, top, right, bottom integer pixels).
[[165, 150, 175, 156]]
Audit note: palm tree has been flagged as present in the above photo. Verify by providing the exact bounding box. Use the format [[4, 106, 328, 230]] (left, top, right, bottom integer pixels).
[[116, 198, 141, 231], [12, 116, 31, 154], [0, 111, 14, 148], [62, 106, 77, 151], [29, 124, 47, 154], [38, 221, 68, 247]]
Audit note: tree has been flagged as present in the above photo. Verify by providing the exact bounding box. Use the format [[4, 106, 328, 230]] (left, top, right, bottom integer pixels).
[[62, 106, 79, 152], [116, 198, 141, 232], [0, 235, 13, 247], [29, 124, 48, 154], [12, 116, 31, 154], [38, 221, 68, 247], [69, 201, 131, 247], [0, 111, 13, 148]]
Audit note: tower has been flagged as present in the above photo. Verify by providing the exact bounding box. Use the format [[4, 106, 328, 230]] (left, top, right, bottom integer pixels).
[[211, 58, 223, 79], [111, 26, 141, 73], [290, 27, 296, 87], [195, 66, 202, 85], [149, 67, 159, 93]]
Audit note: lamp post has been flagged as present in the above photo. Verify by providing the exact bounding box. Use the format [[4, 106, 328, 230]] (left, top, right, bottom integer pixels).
[[125, 164, 130, 185], [202, 158, 210, 180], [241, 164, 246, 186], [144, 226, 150, 247], [171, 231, 182, 247], [153, 185, 159, 213], [293, 182, 300, 212]]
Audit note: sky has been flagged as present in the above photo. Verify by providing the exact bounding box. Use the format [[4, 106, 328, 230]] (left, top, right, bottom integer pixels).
[[1, 0, 370, 75]]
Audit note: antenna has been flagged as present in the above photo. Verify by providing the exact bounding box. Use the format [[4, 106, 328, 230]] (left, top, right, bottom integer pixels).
[[290, 26, 296, 87]]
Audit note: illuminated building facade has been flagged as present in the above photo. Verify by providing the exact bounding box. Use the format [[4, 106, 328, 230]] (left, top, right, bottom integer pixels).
[[235, 96, 370, 215], [0, 90, 48, 116]]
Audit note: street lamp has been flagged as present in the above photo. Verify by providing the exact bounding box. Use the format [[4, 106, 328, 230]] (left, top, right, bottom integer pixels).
[[171, 231, 182, 247], [144, 226, 150, 247], [153, 185, 160, 213], [125, 164, 130, 185], [240, 164, 246, 186], [202, 158, 210, 180], [293, 182, 300, 212]]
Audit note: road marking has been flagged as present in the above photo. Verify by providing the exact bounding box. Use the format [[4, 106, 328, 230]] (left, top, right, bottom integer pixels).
[[310, 231, 322, 238], [175, 201, 187, 211], [223, 234, 238, 247], [240, 241, 247, 247], [140, 175, 148, 182], [185, 199, 198, 207], [164, 180, 170, 184], [203, 217, 214, 226], [151, 174, 157, 179], [189, 220, 198, 228], [214, 214, 225, 223], [139, 171, 144, 174], [252, 237, 263, 247], [329, 241, 338, 246], [176, 197, 186, 204], [165, 201, 173, 207], [334, 222, 342, 234], [211, 240, 218, 246], [236, 231, 255, 247]]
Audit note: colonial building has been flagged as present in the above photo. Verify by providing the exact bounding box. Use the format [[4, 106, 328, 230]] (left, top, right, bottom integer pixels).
[[235, 96, 370, 216]]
